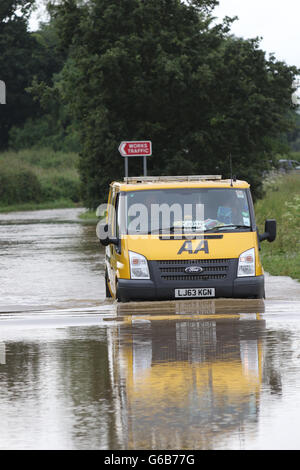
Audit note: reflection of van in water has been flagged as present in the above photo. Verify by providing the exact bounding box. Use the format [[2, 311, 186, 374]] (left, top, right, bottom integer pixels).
[[99, 175, 276, 302], [107, 314, 266, 448]]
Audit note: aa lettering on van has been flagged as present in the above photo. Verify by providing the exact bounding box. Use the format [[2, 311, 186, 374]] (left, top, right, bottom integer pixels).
[[177, 239, 209, 255]]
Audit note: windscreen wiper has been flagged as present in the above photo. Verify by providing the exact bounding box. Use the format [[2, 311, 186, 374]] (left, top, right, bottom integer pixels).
[[148, 226, 180, 234], [147, 225, 251, 234], [204, 224, 251, 232]]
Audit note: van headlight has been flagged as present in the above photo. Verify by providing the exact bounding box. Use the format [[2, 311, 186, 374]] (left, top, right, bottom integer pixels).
[[129, 251, 150, 279], [237, 248, 255, 277]]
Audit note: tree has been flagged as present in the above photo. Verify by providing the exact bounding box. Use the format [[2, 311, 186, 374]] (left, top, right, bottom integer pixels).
[[8, 20, 79, 151], [287, 112, 300, 152], [0, 0, 35, 21], [49, 0, 299, 207], [0, 1, 39, 148]]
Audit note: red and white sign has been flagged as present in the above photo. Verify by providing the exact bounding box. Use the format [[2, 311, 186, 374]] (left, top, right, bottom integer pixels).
[[119, 141, 152, 157]]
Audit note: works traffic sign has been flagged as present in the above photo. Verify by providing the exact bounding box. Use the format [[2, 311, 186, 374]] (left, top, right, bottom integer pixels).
[[119, 141, 152, 157]]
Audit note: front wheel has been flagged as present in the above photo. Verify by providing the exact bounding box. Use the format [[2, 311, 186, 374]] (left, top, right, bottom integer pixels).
[[116, 280, 129, 303], [105, 270, 112, 298]]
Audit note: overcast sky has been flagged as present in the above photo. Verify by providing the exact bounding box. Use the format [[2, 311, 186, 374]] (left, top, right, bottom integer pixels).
[[214, 0, 300, 68], [29, 0, 300, 69]]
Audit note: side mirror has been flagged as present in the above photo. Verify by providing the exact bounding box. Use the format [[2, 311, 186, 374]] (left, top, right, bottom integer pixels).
[[97, 222, 119, 246], [98, 222, 109, 246], [108, 237, 119, 246], [259, 219, 276, 243]]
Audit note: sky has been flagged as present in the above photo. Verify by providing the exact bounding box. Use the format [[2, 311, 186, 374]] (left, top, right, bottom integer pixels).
[[214, 0, 300, 69], [29, 0, 300, 69]]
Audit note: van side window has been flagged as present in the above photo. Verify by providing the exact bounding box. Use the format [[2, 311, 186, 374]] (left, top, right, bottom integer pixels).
[[107, 188, 115, 229], [109, 189, 121, 240]]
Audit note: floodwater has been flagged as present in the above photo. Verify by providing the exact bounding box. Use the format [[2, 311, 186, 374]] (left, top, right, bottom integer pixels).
[[0, 208, 300, 450]]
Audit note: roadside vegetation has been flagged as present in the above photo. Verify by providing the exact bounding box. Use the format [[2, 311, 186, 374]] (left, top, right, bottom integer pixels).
[[255, 170, 300, 281], [0, 148, 81, 212]]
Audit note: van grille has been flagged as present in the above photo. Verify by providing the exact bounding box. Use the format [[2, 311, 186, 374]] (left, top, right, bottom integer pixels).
[[157, 259, 231, 282]]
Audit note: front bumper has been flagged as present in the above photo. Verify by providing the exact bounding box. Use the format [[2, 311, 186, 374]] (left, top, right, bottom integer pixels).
[[117, 275, 265, 301]]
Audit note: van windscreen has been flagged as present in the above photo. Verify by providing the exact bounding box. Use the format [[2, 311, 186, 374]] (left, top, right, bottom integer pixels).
[[121, 188, 251, 235]]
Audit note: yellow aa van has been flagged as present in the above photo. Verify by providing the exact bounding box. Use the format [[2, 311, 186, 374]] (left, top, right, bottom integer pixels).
[[98, 175, 276, 302]]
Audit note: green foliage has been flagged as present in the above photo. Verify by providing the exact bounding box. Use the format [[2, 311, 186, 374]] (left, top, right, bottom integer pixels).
[[0, 7, 76, 152], [46, 0, 299, 208], [0, 168, 42, 204], [290, 151, 300, 161], [0, 0, 35, 21], [0, 147, 79, 168], [287, 112, 300, 151], [255, 173, 300, 280], [0, 148, 81, 206], [0, 1, 42, 148], [40, 173, 80, 202], [9, 21, 82, 153], [8, 115, 80, 152]]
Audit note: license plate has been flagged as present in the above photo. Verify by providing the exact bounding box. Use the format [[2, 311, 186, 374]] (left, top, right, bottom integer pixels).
[[175, 288, 215, 298]]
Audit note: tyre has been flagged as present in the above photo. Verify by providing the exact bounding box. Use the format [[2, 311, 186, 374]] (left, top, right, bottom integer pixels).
[[105, 270, 112, 298], [116, 280, 129, 302]]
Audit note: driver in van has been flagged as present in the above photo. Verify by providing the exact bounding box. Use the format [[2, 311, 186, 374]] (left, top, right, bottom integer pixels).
[[215, 191, 245, 226]]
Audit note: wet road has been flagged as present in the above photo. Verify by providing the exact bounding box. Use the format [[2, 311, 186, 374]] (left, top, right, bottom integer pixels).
[[0, 208, 300, 450]]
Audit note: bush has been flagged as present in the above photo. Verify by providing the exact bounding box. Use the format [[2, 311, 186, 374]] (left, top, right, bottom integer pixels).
[[0, 169, 42, 204], [9, 116, 81, 153], [255, 173, 300, 280], [0, 148, 81, 207], [40, 174, 81, 202]]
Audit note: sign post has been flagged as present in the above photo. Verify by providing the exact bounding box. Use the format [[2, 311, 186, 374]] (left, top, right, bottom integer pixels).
[[118, 141, 152, 177]]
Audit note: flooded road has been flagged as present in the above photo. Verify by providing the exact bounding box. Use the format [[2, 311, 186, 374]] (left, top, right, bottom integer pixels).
[[1, 208, 300, 450]]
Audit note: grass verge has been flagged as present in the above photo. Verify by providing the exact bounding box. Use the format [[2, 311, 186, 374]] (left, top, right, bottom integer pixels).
[[0, 148, 81, 210], [255, 172, 300, 281], [0, 199, 78, 213], [78, 209, 98, 222]]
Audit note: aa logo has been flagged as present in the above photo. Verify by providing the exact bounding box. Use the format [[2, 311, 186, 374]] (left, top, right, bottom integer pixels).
[[177, 239, 209, 255]]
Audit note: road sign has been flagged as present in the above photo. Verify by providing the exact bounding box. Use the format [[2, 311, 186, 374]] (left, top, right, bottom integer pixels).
[[119, 141, 152, 157]]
